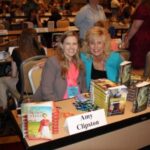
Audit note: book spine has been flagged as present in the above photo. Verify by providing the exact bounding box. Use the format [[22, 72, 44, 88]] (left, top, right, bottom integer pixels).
[[52, 108, 59, 134], [22, 114, 28, 138]]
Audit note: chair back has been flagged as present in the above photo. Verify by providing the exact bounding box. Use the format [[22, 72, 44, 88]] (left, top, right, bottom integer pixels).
[[56, 20, 70, 28], [20, 55, 48, 98], [143, 51, 150, 79], [48, 21, 55, 28], [28, 63, 44, 94]]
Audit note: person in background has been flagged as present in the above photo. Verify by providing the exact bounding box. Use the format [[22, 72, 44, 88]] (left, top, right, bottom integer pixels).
[[75, 0, 106, 41], [33, 31, 86, 101], [111, 0, 122, 20], [118, 0, 136, 23], [27, 8, 42, 27], [63, 0, 72, 15], [23, 0, 39, 16], [0, 28, 45, 111], [80, 26, 123, 90], [48, 7, 62, 28], [124, 0, 150, 69]]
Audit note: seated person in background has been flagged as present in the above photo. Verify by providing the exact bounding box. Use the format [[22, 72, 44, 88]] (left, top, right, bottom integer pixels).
[[111, 0, 122, 20], [48, 7, 62, 28], [80, 26, 124, 90], [27, 8, 42, 27], [63, 0, 72, 15], [0, 28, 45, 111], [32, 31, 86, 101], [118, 0, 136, 23]]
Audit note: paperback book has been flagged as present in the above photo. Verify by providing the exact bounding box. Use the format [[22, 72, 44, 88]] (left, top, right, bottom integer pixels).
[[107, 85, 128, 115], [21, 101, 54, 140], [132, 81, 150, 113], [119, 61, 132, 86]]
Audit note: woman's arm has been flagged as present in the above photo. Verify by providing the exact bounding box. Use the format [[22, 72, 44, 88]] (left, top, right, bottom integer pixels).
[[40, 58, 57, 100], [124, 19, 143, 48]]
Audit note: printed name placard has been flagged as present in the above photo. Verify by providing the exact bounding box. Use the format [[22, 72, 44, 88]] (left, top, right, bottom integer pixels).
[[65, 109, 107, 135]]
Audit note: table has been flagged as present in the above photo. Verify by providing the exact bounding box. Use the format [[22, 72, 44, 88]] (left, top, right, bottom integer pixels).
[[11, 99, 150, 150], [0, 26, 79, 37], [0, 26, 79, 48]]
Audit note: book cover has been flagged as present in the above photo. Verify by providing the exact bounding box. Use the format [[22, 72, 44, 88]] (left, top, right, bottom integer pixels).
[[107, 85, 128, 115], [132, 81, 150, 113], [119, 61, 132, 86], [21, 101, 53, 140]]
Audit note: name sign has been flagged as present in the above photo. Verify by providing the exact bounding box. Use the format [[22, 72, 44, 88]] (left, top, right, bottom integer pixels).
[[65, 109, 107, 135]]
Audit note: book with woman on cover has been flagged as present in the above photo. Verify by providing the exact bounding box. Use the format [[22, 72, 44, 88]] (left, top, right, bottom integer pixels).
[[119, 61, 132, 86], [132, 81, 150, 113], [21, 101, 53, 140]]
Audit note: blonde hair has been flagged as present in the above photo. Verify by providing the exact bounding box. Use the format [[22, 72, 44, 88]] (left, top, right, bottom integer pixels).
[[55, 31, 84, 79], [83, 26, 111, 60]]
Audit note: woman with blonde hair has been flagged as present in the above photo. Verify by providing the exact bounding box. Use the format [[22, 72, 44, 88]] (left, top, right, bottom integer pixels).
[[81, 26, 123, 90], [33, 31, 86, 101]]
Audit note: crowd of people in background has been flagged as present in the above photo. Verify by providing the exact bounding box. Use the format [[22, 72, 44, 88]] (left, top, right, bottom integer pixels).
[[0, 0, 150, 127], [0, 0, 150, 139]]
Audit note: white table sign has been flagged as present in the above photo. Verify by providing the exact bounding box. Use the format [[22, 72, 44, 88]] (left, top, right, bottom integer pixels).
[[65, 109, 107, 135]]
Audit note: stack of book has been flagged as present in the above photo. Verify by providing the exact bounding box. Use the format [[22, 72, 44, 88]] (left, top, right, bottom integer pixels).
[[90, 79, 128, 116], [21, 101, 59, 140]]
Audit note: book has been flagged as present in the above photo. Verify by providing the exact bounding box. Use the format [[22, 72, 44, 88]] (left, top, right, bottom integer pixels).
[[21, 101, 54, 140], [132, 81, 150, 113], [119, 61, 132, 86], [90, 79, 128, 116], [127, 74, 143, 102], [107, 85, 128, 115]]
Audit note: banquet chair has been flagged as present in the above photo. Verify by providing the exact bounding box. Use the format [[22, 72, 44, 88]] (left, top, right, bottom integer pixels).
[[8, 55, 48, 107], [28, 62, 45, 94]]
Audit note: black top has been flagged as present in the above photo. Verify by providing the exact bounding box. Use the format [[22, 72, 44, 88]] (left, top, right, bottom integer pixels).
[[91, 63, 107, 80], [49, 13, 62, 28]]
